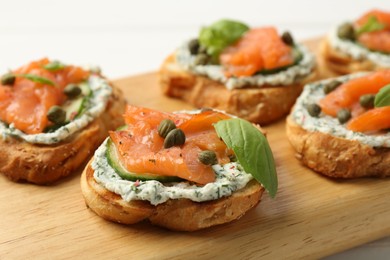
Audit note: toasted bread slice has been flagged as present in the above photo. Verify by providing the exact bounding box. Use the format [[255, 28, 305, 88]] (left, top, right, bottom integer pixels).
[[320, 38, 381, 75], [0, 85, 126, 184], [286, 115, 390, 178], [160, 55, 317, 125], [81, 159, 264, 231]]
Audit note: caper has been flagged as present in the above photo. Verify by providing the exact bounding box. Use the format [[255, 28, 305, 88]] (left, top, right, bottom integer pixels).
[[157, 119, 176, 138], [359, 94, 375, 109], [337, 23, 355, 41], [188, 39, 200, 55], [198, 150, 218, 165], [194, 53, 209, 65], [47, 106, 66, 125], [64, 84, 82, 99], [163, 128, 186, 149], [324, 80, 341, 94], [1, 73, 16, 86], [337, 108, 351, 124], [281, 31, 294, 46], [307, 103, 321, 117]]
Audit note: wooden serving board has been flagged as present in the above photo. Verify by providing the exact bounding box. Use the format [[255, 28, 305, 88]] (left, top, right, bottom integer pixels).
[[1, 39, 390, 259]]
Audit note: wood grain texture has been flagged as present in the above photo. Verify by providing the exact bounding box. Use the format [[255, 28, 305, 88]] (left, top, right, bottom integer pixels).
[[1, 39, 390, 259]]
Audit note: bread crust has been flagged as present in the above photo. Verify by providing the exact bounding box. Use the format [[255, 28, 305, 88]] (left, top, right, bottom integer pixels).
[[286, 115, 390, 178], [0, 84, 126, 184], [81, 159, 264, 231], [320, 37, 382, 75], [160, 55, 317, 125]]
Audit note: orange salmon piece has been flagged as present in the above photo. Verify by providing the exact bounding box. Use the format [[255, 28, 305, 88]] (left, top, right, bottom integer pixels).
[[319, 70, 390, 117], [358, 31, 390, 53], [347, 106, 390, 132], [0, 58, 90, 134], [110, 130, 215, 185], [355, 9, 390, 52], [355, 9, 390, 29], [110, 106, 234, 185], [179, 110, 231, 134], [220, 27, 294, 77], [123, 105, 191, 127]]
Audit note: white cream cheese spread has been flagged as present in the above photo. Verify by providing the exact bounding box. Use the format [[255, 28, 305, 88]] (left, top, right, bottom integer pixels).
[[92, 139, 254, 206], [291, 73, 390, 148], [0, 75, 112, 144], [175, 42, 316, 89], [328, 25, 390, 67]]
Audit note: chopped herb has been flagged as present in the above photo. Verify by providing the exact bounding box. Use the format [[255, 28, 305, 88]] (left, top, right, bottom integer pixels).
[[357, 16, 386, 36], [43, 60, 66, 71], [131, 185, 139, 193], [17, 74, 55, 86]]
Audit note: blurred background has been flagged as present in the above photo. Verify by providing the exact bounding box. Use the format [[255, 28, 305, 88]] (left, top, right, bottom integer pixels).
[[0, 0, 389, 78], [0, 0, 389, 258]]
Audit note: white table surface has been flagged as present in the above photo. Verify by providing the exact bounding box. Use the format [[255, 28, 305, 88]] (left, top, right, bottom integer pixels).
[[1, 0, 390, 259]]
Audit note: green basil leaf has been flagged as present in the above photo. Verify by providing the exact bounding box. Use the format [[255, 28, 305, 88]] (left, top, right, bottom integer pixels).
[[374, 84, 390, 107], [199, 19, 249, 62], [18, 74, 55, 86], [214, 118, 278, 197], [43, 60, 66, 71], [357, 16, 386, 36]]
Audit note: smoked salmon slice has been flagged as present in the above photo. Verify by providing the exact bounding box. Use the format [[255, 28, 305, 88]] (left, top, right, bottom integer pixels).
[[109, 106, 233, 185], [355, 9, 390, 29], [319, 70, 390, 117], [358, 31, 390, 53], [347, 106, 390, 132], [220, 27, 294, 77], [0, 58, 90, 134], [355, 9, 390, 53]]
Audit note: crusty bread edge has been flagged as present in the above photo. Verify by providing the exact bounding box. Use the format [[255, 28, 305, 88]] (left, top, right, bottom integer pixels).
[[320, 37, 382, 75], [81, 159, 264, 231], [160, 54, 318, 125], [286, 115, 390, 178], [0, 84, 127, 184]]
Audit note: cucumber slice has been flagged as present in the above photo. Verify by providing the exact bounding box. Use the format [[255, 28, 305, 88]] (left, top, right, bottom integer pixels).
[[63, 97, 84, 122], [44, 81, 92, 132], [79, 81, 92, 96], [62, 82, 92, 122], [106, 139, 182, 182]]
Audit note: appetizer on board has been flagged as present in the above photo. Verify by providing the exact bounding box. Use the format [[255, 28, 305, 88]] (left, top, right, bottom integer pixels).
[[160, 19, 317, 125], [322, 9, 390, 75], [81, 105, 278, 231], [287, 70, 390, 178], [0, 58, 126, 184]]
